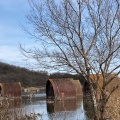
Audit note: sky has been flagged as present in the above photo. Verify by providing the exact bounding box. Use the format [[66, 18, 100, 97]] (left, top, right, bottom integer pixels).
[[0, 0, 37, 69]]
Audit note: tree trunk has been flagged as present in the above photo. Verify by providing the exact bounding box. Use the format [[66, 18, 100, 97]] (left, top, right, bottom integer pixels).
[[87, 68, 99, 120], [89, 83, 99, 120]]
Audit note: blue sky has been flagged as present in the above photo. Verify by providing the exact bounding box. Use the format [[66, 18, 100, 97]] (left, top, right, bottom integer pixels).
[[0, 0, 36, 69]]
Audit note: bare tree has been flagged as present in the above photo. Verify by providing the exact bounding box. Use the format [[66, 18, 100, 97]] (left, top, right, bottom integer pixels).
[[22, 0, 120, 119]]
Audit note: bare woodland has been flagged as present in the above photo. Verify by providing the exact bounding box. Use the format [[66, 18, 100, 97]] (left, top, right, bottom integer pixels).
[[21, 0, 120, 119]]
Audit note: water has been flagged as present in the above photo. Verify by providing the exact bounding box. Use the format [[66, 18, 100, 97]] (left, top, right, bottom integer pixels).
[[22, 93, 88, 120]]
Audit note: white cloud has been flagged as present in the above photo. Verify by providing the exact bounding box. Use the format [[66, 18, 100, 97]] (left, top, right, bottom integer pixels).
[[0, 0, 41, 69], [0, 45, 39, 69], [0, 45, 22, 61], [0, 45, 29, 67]]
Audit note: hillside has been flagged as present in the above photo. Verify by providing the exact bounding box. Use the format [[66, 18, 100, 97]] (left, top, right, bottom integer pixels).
[[0, 62, 85, 87], [0, 62, 48, 87]]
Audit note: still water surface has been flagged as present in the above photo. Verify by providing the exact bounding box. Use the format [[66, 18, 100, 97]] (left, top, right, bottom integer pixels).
[[22, 93, 88, 120]]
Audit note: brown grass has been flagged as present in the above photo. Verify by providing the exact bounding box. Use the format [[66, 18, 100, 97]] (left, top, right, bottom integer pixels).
[[0, 98, 38, 120]]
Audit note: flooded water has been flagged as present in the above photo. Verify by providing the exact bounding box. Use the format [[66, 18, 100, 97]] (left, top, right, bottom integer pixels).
[[22, 93, 88, 120]]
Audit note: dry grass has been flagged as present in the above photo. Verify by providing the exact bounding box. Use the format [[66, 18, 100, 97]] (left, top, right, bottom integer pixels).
[[0, 97, 87, 120], [0, 108, 38, 120], [104, 98, 120, 120], [0, 98, 39, 120]]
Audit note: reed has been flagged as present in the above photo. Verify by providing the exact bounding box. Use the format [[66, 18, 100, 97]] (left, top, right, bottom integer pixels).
[[0, 97, 88, 120], [0, 98, 38, 120]]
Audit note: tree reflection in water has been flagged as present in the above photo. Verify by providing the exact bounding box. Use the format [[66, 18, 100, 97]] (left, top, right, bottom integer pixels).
[[47, 95, 88, 120]]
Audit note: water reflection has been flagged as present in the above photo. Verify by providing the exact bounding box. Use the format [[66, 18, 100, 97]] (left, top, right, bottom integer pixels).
[[47, 99, 81, 114], [0, 93, 87, 120], [47, 96, 87, 120], [22, 94, 88, 120]]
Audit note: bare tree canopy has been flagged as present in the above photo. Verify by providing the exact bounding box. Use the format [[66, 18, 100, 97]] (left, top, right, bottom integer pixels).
[[22, 0, 120, 119], [23, 0, 120, 75]]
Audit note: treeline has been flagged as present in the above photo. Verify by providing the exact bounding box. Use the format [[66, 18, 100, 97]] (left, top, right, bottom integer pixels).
[[0, 62, 48, 87], [49, 72, 85, 85], [0, 62, 85, 87]]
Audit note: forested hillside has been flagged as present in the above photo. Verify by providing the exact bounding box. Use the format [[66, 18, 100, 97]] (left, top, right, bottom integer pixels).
[[0, 62, 85, 87], [0, 62, 48, 87]]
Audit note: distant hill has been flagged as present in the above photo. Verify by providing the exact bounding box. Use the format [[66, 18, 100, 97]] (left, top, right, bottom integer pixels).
[[0, 62, 48, 87], [0, 62, 85, 87]]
